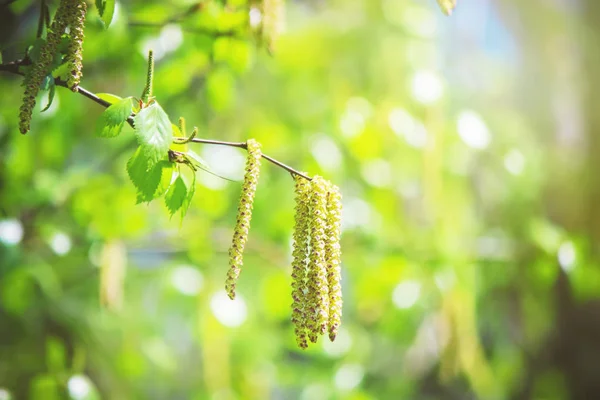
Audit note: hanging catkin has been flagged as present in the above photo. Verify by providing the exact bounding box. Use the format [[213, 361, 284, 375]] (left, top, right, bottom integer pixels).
[[290, 175, 311, 349], [261, 0, 284, 52], [306, 176, 329, 343], [66, 0, 87, 90], [325, 183, 342, 341], [437, 0, 457, 15], [19, 0, 70, 133], [225, 139, 262, 300]]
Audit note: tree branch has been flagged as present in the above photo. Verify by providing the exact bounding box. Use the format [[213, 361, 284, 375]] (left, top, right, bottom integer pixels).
[[0, 60, 311, 181], [127, 2, 244, 38]]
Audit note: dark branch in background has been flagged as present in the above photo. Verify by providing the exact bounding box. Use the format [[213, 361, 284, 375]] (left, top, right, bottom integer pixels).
[[128, 1, 244, 38], [0, 60, 312, 181]]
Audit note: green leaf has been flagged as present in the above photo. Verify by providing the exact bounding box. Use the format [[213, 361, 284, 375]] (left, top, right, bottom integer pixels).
[[127, 148, 173, 203], [164, 175, 187, 217], [51, 62, 70, 80], [41, 80, 55, 112], [97, 97, 133, 138], [179, 171, 196, 220], [96, 93, 123, 105], [28, 38, 45, 63], [95, 0, 116, 28], [40, 74, 53, 91], [133, 102, 173, 166], [155, 162, 174, 198]]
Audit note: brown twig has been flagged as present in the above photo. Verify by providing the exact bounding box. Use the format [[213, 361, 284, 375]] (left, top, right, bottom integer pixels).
[[0, 59, 312, 181]]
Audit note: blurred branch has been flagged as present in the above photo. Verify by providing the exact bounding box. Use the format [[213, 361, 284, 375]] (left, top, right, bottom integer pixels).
[[128, 2, 243, 38], [0, 59, 311, 181]]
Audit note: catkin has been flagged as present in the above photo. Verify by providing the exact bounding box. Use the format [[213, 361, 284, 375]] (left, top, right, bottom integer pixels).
[[141, 50, 154, 103], [19, 0, 70, 133], [325, 183, 342, 341], [225, 139, 262, 300], [66, 0, 87, 91], [437, 0, 457, 15], [291, 176, 311, 349], [306, 176, 329, 343], [261, 0, 284, 52]]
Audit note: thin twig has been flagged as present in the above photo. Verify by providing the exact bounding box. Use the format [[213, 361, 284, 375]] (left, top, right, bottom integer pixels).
[[0, 60, 312, 180], [190, 138, 312, 180]]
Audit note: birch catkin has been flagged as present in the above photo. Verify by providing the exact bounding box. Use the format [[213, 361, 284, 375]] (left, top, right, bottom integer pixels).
[[291, 176, 311, 349], [225, 139, 262, 300], [306, 176, 329, 343], [19, 0, 70, 133], [66, 0, 87, 91], [325, 183, 342, 341]]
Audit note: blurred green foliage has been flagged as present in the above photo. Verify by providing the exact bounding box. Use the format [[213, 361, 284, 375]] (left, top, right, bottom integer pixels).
[[2, 0, 600, 399]]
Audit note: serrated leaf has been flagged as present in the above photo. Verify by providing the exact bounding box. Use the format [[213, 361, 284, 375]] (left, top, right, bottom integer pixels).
[[51, 62, 70, 80], [164, 175, 188, 217], [155, 161, 174, 198], [127, 148, 172, 203], [179, 172, 196, 221], [97, 97, 133, 138], [96, 93, 122, 105], [437, 0, 457, 15], [136, 160, 174, 204], [133, 102, 173, 166], [28, 38, 45, 63], [127, 147, 148, 190], [41, 81, 55, 112], [95, 0, 116, 28]]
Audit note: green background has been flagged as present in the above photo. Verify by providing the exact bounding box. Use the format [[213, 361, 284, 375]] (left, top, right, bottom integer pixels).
[[1, 0, 599, 399]]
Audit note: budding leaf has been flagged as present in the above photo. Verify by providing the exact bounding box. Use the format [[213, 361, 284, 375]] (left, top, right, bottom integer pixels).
[[133, 102, 173, 166], [437, 0, 457, 15], [95, 0, 116, 28], [97, 97, 133, 138], [164, 175, 188, 217], [170, 123, 188, 153]]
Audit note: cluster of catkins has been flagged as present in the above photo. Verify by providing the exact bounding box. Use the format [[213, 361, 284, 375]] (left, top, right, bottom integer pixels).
[[225, 139, 342, 350], [291, 175, 342, 349], [19, 0, 87, 134]]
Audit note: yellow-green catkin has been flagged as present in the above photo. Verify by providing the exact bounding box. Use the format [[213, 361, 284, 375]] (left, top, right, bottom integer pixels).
[[66, 0, 87, 90], [325, 183, 342, 341], [19, 0, 70, 133], [291, 176, 311, 349], [437, 0, 457, 15], [306, 176, 329, 343], [225, 139, 262, 300], [140, 50, 154, 103], [261, 0, 284, 52]]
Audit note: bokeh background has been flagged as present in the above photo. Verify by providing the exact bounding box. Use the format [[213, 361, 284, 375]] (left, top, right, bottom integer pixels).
[[1, 0, 599, 398]]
